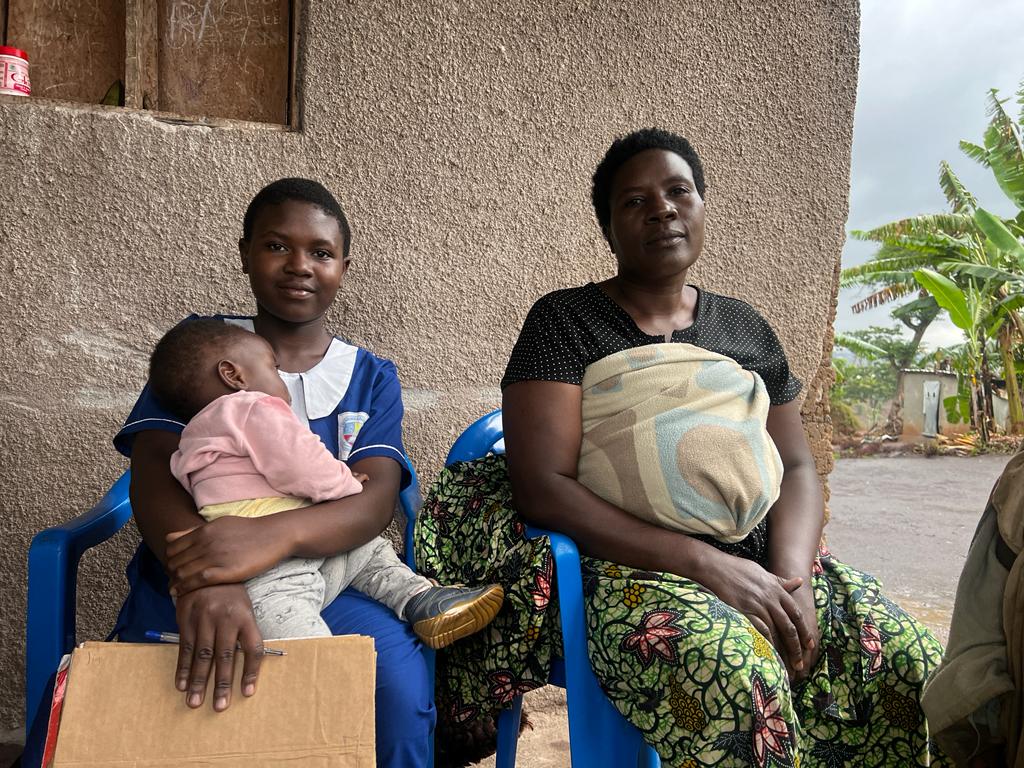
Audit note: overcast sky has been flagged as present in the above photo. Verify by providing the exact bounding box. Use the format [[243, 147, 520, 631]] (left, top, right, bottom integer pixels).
[[837, 0, 1024, 349]]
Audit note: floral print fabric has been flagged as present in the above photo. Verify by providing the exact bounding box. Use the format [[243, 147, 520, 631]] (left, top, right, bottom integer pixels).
[[415, 455, 948, 767]]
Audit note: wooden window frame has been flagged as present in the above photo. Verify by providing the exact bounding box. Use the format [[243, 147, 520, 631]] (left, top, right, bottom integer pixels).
[[1, 0, 302, 130]]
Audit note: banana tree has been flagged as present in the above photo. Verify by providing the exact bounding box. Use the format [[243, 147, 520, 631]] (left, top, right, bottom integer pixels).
[[844, 80, 1024, 436], [843, 167, 983, 431], [833, 332, 887, 360], [971, 208, 1024, 432], [913, 268, 991, 440], [959, 84, 1024, 431], [912, 205, 1024, 437], [959, 85, 1024, 220]]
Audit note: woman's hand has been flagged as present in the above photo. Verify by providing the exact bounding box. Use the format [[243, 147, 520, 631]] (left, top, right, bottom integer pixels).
[[699, 553, 817, 679], [785, 580, 822, 683], [166, 516, 292, 596], [174, 583, 266, 712]]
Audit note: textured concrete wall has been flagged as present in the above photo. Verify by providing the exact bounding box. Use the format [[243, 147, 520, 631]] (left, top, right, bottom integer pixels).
[[0, 0, 859, 731]]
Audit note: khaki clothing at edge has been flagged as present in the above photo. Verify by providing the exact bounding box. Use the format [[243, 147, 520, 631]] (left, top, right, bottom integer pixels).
[[922, 447, 1024, 766]]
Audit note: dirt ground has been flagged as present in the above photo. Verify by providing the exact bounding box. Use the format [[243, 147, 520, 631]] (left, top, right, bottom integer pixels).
[[825, 453, 1010, 645], [3, 454, 1010, 768], [471, 453, 1013, 767]]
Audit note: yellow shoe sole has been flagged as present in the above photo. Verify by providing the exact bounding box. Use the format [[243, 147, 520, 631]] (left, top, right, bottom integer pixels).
[[412, 584, 505, 650]]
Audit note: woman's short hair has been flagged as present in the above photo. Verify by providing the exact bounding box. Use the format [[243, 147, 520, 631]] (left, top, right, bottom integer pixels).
[[591, 128, 706, 239], [149, 319, 256, 421], [242, 177, 353, 261]]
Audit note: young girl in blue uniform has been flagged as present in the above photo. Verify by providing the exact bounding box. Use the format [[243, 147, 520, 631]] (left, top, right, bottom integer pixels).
[[112, 178, 435, 766]]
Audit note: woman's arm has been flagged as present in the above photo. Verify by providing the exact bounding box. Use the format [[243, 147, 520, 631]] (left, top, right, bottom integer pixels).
[[765, 399, 825, 582], [764, 399, 826, 679], [504, 380, 816, 672], [504, 380, 719, 575]]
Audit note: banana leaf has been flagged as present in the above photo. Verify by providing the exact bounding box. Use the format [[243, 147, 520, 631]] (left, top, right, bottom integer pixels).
[[944, 393, 970, 425], [983, 90, 1024, 211], [941, 262, 1024, 284], [960, 140, 989, 166], [851, 214, 974, 243], [833, 332, 887, 360], [915, 268, 974, 331], [939, 161, 978, 213], [974, 207, 1024, 258]]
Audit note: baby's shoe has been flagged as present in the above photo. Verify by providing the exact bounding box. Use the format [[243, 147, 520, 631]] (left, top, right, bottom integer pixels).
[[404, 584, 504, 649]]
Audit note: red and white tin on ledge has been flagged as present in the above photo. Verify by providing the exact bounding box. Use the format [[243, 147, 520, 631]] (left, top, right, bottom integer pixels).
[[0, 46, 31, 96]]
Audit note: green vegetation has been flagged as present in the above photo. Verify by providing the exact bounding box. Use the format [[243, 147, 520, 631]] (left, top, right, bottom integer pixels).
[[832, 327, 930, 432], [839, 78, 1024, 442]]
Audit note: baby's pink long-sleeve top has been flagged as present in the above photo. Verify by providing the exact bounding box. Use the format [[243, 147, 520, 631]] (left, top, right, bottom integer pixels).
[[170, 390, 362, 508]]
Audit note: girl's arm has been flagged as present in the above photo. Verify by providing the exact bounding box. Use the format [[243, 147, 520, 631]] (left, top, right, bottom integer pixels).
[[135, 431, 401, 709], [225, 395, 364, 502], [130, 429, 206, 561], [503, 380, 816, 673], [164, 455, 399, 594], [130, 429, 266, 713], [278, 454, 398, 555]]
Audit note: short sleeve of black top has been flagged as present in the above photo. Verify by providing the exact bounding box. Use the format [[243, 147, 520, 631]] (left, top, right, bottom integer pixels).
[[501, 282, 802, 406]]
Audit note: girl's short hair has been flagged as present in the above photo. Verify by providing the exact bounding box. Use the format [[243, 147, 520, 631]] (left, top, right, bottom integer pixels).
[[242, 178, 353, 261]]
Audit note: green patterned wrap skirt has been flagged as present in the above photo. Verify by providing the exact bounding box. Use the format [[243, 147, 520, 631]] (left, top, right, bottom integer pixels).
[[415, 455, 948, 767]]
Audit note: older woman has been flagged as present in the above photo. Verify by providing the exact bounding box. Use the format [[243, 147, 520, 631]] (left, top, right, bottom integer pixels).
[[418, 129, 946, 767]]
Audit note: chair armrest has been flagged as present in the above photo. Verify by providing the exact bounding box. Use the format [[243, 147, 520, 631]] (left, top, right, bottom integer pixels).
[[524, 525, 588, 683], [524, 524, 641, 760], [400, 463, 422, 571], [25, 471, 133, 764], [31, 471, 133, 554]]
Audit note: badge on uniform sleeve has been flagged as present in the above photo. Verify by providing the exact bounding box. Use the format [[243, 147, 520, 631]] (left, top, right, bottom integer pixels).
[[338, 411, 369, 461]]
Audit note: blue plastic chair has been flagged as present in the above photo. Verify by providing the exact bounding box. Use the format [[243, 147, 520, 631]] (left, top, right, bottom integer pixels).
[[24, 466, 431, 768], [444, 410, 661, 768]]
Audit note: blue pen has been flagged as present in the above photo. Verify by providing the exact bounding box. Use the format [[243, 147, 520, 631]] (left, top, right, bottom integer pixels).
[[145, 630, 286, 656]]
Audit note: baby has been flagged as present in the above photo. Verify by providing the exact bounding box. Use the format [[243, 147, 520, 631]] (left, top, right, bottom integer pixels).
[[149, 318, 503, 647]]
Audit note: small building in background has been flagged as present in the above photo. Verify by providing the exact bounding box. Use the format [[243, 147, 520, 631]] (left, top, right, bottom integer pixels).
[[901, 370, 964, 438], [900, 369, 1010, 437]]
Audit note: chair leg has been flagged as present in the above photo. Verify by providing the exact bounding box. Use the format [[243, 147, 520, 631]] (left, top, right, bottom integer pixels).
[[422, 647, 436, 768], [638, 743, 661, 768], [494, 696, 523, 768]]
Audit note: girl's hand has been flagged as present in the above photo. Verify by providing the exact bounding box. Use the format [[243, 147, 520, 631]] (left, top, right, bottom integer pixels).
[[698, 554, 817, 677], [174, 583, 265, 712], [166, 516, 292, 595]]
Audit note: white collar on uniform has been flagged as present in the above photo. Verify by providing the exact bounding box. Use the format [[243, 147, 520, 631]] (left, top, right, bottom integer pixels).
[[225, 318, 358, 421]]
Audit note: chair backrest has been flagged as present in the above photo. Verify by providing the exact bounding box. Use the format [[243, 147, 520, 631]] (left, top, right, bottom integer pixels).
[[401, 410, 502, 569], [444, 409, 504, 466]]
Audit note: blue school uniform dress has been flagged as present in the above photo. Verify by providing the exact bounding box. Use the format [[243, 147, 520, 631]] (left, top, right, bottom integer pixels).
[[112, 315, 434, 768]]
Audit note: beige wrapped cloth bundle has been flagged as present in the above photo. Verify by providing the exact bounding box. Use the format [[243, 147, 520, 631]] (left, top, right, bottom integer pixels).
[[577, 343, 783, 543]]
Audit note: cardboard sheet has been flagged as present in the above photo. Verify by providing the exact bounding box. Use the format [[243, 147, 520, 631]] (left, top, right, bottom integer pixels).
[[49, 635, 375, 767]]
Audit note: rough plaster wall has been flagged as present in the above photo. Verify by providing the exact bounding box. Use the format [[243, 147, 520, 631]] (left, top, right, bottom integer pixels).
[[0, 0, 859, 730]]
